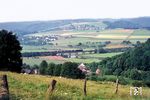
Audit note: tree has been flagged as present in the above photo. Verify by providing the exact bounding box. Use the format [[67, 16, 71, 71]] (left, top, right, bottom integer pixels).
[[53, 64, 62, 76], [61, 62, 85, 79], [88, 62, 98, 72], [130, 69, 142, 80], [77, 42, 82, 46], [39, 60, 48, 75], [32, 64, 39, 69], [0, 30, 22, 72], [46, 63, 55, 75]]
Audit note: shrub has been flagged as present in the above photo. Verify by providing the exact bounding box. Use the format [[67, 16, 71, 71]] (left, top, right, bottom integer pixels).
[[131, 80, 145, 87], [104, 68, 113, 75], [144, 80, 150, 87], [88, 75, 98, 81], [105, 76, 117, 82], [113, 68, 122, 76], [118, 76, 129, 85], [97, 76, 106, 81]]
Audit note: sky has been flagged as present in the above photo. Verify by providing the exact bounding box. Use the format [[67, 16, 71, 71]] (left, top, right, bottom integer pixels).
[[0, 0, 150, 22]]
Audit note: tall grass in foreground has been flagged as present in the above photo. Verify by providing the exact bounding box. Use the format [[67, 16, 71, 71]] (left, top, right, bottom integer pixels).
[[0, 71, 150, 100]]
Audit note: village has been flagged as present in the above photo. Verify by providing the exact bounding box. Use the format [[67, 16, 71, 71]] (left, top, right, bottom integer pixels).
[[19, 34, 59, 46]]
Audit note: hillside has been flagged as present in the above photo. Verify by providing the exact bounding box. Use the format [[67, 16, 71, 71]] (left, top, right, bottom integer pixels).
[[99, 39, 150, 82], [1, 17, 150, 35], [104, 17, 150, 29], [104, 20, 141, 29], [0, 19, 100, 35], [127, 17, 150, 28], [0, 71, 150, 100]]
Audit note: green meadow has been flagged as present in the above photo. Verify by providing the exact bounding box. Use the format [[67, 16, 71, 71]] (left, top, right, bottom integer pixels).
[[0, 72, 150, 100]]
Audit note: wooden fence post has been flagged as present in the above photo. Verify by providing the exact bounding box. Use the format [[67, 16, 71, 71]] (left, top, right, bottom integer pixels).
[[0, 75, 9, 100], [2, 75, 9, 94], [115, 78, 119, 94], [49, 79, 57, 93], [84, 78, 87, 96]]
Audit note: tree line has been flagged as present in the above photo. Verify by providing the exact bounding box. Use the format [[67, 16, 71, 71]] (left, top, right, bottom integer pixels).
[[31, 61, 85, 79], [95, 39, 150, 86]]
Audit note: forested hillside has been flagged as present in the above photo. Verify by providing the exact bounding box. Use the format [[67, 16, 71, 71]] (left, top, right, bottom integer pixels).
[[128, 17, 150, 28], [104, 17, 150, 29], [104, 20, 141, 29], [99, 39, 150, 84]]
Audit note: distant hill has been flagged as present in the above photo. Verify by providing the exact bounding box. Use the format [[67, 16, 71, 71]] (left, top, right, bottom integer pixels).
[[0, 19, 99, 35], [0, 17, 150, 35], [104, 17, 150, 29], [0, 20, 72, 35], [127, 17, 150, 28], [104, 20, 141, 29]]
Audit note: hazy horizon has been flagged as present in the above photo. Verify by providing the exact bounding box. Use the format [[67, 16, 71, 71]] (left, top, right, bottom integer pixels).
[[0, 0, 150, 22], [0, 16, 150, 23]]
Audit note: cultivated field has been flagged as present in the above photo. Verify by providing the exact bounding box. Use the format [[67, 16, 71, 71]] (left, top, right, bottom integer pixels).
[[22, 29, 150, 53], [22, 29, 150, 65]]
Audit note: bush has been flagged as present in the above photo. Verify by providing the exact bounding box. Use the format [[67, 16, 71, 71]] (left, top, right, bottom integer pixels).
[[131, 80, 145, 87], [97, 75, 117, 83], [118, 76, 129, 85], [97, 76, 106, 81], [104, 68, 113, 75], [113, 68, 122, 76], [88, 75, 98, 81], [105, 76, 117, 82], [144, 81, 150, 87]]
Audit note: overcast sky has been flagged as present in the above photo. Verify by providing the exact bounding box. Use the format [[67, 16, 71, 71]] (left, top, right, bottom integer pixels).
[[0, 0, 150, 22]]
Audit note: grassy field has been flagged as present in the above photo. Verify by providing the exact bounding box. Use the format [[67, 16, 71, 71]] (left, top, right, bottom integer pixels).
[[128, 29, 150, 43], [23, 57, 64, 65], [22, 45, 79, 53], [23, 57, 100, 65], [80, 52, 122, 58], [0, 72, 150, 100], [67, 58, 100, 63], [23, 52, 122, 65]]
